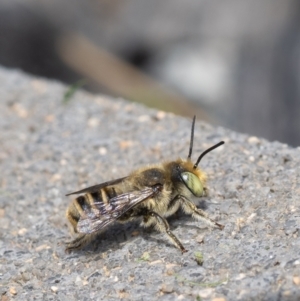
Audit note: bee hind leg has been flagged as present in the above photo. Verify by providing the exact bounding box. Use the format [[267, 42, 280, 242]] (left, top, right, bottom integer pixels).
[[65, 233, 97, 253], [148, 211, 187, 254], [179, 196, 224, 230]]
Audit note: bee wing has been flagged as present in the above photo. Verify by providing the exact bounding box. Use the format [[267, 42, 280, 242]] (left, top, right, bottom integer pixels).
[[66, 176, 127, 196], [77, 185, 162, 234]]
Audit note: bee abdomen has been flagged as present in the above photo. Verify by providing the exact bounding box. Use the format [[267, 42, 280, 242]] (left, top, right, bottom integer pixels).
[[66, 187, 118, 234], [66, 195, 89, 233], [76, 195, 90, 212]]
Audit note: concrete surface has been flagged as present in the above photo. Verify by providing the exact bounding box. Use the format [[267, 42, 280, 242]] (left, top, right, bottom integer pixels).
[[0, 66, 300, 300]]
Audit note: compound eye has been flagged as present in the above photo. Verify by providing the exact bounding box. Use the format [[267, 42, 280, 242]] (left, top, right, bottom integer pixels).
[[181, 172, 203, 197]]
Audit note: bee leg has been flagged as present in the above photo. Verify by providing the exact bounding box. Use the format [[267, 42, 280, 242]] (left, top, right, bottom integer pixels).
[[179, 196, 224, 230], [65, 233, 96, 253], [149, 211, 187, 254]]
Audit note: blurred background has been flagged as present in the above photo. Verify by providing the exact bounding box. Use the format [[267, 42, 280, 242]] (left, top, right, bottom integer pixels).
[[1, 0, 300, 146]]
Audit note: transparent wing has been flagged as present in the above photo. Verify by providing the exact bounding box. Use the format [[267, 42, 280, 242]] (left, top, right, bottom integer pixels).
[[77, 185, 162, 234], [66, 176, 127, 196]]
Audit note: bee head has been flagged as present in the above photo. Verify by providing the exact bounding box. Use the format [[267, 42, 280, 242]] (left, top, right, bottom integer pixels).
[[179, 116, 224, 197]]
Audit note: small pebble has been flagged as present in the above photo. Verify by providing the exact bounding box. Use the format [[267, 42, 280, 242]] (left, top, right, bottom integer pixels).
[[293, 276, 300, 286], [51, 286, 58, 293], [9, 287, 17, 295]]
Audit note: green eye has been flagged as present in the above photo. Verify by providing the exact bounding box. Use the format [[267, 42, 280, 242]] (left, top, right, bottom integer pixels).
[[181, 172, 203, 197]]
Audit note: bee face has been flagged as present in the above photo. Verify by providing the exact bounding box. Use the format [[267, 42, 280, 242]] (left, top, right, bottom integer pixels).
[[168, 160, 206, 198]]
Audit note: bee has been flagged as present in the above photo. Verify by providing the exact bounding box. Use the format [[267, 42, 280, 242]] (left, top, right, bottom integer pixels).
[[65, 116, 224, 253]]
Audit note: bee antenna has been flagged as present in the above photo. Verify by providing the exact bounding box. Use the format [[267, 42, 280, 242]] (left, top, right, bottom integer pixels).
[[187, 116, 196, 160], [193, 141, 225, 169]]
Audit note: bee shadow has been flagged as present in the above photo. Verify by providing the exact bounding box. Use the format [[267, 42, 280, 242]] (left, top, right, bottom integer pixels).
[[66, 219, 144, 254]]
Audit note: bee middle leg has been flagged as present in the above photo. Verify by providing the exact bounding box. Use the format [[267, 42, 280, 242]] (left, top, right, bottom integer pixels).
[[179, 196, 224, 230], [146, 211, 187, 253]]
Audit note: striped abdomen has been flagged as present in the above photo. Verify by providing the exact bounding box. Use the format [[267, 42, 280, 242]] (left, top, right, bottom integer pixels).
[[66, 187, 117, 233]]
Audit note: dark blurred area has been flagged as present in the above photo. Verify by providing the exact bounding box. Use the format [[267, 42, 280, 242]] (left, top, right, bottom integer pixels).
[[1, 1, 300, 146]]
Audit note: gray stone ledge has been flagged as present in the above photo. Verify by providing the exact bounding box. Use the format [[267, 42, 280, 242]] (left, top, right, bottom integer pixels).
[[0, 66, 300, 300]]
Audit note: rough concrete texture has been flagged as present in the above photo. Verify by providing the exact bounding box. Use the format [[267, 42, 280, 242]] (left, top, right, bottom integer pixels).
[[0, 66, 300, 301]]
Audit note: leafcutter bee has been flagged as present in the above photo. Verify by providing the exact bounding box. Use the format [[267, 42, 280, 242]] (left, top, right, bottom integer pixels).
[[65, 116, 224, 253]]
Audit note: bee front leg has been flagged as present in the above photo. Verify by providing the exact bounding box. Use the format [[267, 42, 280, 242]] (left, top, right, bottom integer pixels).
[[179, 196, 224, 230], [148, 211, 187, 254]]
